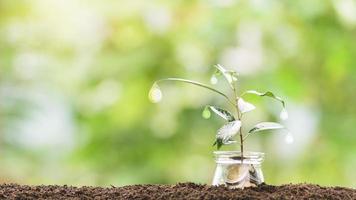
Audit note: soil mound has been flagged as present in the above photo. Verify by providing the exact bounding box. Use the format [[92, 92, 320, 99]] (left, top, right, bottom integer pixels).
[[0, 183, 355, 200]]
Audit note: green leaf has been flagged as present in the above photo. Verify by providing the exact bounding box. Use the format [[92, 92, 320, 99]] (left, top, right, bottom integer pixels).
[[242, 90, 286, 108], [148, 83, 163, 103], [213, 139, 223, 150], [212, 68, 222, 77], [249, 122, 284, 133], [202, 106, 211, 119], [214, 64, 238, 84], [213, 138, 236, 150], [237, 98, 256, 114], [208, 106, 235, 122], [242, 90, 288, 120], [216, 120, 241, 144]]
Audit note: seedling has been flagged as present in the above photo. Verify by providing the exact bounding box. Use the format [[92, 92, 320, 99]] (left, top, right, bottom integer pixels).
[[149, 64, 292, 159]]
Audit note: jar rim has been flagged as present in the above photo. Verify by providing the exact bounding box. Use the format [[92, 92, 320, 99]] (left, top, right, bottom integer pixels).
[[213, 151, 264, 164], [214, 151, 264, 157]]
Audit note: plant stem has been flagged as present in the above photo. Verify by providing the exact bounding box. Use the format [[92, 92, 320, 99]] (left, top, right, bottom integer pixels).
[[237, 108, 243, 163], [231, 81, 244, 162], [239, 129, 243, 162], [156, 78, 235, 106]]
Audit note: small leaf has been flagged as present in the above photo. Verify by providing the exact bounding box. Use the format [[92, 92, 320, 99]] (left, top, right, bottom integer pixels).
[[237, 98, 256, 114], [213, 69, 222, 76], [216, 120, 241, 144], [226, 71, 238, 81], [202, 106, 211, 119], [280, 108, 289, 120], [148, 83, 162, 103], [243, 90, 285, 108], [213, 138, 223, 149], [209, 106, 235, 122], [249, 122, 284, 133], [214, 64, 238, 84]]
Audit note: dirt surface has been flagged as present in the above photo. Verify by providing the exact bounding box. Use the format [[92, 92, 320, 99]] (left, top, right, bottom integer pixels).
[[0, 183, 355, 200]]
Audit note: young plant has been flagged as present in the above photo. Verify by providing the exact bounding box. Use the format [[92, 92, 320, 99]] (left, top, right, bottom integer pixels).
[[149, 64, 292, 158]]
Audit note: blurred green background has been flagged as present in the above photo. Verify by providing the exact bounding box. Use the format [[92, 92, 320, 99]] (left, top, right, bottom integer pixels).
[[0, 0, 356, 187]]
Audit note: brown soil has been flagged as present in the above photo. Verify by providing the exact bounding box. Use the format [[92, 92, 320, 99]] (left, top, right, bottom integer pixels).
[[0, 183, 355, 200]]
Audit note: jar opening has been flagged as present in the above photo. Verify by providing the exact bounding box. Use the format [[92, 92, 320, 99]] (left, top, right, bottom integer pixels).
[[213, 151, 264, 164]]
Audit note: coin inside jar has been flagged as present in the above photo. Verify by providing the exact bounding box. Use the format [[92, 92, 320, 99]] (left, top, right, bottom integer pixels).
[[224, 164, 249, 185]]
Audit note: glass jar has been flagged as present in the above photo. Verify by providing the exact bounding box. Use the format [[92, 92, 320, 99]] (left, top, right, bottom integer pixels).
[[212, 151, 265, 189]]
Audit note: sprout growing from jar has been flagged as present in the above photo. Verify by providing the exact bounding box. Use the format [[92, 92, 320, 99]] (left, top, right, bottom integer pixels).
[[149, 64, 292, 159]]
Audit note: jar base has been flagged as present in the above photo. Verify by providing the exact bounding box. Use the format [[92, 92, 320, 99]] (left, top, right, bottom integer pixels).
[[212, 151, 265, 189]]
